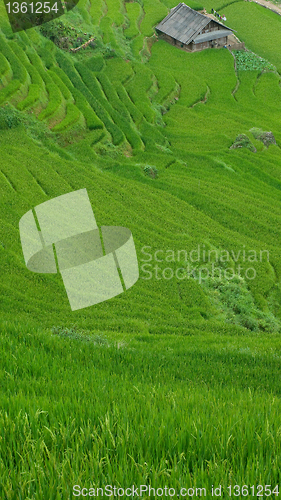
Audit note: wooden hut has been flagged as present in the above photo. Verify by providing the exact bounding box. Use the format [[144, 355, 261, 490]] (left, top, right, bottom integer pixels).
[[155, 3, 233, 52]]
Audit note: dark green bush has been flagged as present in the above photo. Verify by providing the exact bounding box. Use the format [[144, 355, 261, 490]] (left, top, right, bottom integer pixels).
[[0, 104, 21, 128], [230, 134, 257, 152]]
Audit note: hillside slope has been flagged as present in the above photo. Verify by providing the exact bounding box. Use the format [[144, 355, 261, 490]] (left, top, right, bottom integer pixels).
[[1, 0, 281, 495]]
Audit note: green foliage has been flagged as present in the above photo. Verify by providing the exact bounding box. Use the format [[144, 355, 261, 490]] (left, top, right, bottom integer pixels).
[[0, 104, 21, 129], [71, 88, 103, 130], [230, 134, 256, 152], [250, 127, 276, 148], [48, 70, 73, 101], [116, 82, 143, 125], [126, 63, 156, 122], [39, 19, 94, 51], [143, 164, 158, 178], [75, 62, 125, 144], [234, 49, 275, 72], [50, 65, 103, 130], [202, 270, 280, 333]]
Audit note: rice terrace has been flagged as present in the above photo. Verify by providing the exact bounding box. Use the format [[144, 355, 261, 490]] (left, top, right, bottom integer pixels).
[[1, 0, 281, 495]]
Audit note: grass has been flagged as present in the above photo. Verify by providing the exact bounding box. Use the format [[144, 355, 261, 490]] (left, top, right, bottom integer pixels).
[[125, 2, 143, 39], [224, 2, 281, 72], [1, 0, 281, 494], [1, 320, 281, 499]]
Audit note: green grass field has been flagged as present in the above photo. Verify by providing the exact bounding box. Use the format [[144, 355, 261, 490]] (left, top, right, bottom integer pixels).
[[1, 0, 281, 496]]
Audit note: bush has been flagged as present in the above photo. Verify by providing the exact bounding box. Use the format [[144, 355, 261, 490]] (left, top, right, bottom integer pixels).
[[249, 127, 276, 147], [230, 134, 257, 152], [143, 164, 158, 178], [0, 104, 21, 129], [39, 20, 94, 51]]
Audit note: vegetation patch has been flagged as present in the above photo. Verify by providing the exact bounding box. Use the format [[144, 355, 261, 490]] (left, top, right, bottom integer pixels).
[[143, 164, 158, 178], [39, 20, 95, 51], [230, 133, 256, 152], [51, 325, 109, 345], [250, 127, 277, 148], [234, 49, 275, 72], [201, 270, 280, 333]]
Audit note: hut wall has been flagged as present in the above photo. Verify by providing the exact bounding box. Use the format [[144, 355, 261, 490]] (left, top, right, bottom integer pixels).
[[157, 32, 228, 52]]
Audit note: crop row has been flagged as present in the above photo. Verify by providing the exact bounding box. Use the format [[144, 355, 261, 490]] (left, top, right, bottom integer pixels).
[[125, 2, 143, 39], [56, 51, 124, 141], [76, 62, 145, 148], [0, 54, 12, 88], [50, 66, 103, 130]]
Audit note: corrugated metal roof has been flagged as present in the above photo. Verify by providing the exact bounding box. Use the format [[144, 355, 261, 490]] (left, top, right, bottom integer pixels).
[[194, 29, 232, 43], [156, 3, 232, 45]]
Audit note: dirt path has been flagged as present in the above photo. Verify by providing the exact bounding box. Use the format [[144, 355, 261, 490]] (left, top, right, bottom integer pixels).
[[249, 0, 281, 16]]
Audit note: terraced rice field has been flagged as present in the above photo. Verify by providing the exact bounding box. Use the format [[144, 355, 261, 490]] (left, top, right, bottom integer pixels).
[[1, 0, 281, 496]]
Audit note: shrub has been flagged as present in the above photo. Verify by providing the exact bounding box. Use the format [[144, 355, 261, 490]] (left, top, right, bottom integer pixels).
[[143, 164, 158, 178], [39, 20, 94, 51], [249, 127, 276, 147], [0, 104, 21, 128], [230, 134, 256, 152]]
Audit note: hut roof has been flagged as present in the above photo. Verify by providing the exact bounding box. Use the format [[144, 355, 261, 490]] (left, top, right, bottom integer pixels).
[[156, 3, 233, 45]]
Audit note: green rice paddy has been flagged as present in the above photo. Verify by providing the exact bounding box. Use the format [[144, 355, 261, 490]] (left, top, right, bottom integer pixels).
[[1, 0, 281, 496]]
